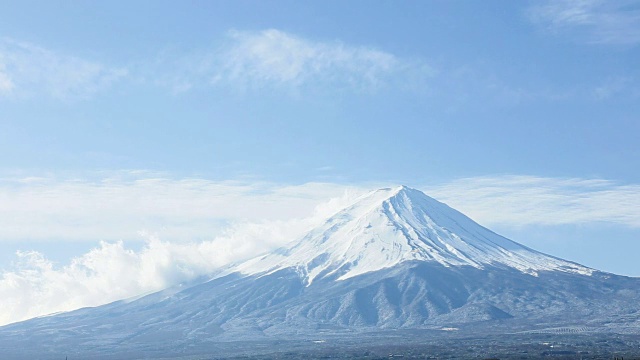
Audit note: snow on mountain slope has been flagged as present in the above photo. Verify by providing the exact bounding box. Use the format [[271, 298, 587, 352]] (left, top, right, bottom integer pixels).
[[233, 186, 592, 284]]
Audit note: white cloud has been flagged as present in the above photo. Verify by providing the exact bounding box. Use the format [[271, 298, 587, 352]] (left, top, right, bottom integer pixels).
[[426, 175, 640, 228], [0, 174, 365, 242], [592, 76, 640, 100], [0, 38, 126, 100], [0, 66, 14, 94], [217, 29, 402, 89], [0, 239, 228, 326], [0, 236, 298, 326], [158, 29, 433, 93], [528, 0, 640, 45]]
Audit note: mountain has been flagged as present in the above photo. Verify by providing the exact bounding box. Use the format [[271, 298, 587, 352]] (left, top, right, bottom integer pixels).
[[230, 185, 592, 282], [1, 186, 639, 359]]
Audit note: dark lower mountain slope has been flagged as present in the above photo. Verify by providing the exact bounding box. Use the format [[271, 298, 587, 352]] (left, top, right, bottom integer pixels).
[[1, 262, 639, 359]]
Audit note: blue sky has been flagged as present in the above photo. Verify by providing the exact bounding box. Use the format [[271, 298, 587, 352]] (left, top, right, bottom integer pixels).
[[2, 0, 638, 183], [0, 1, 639, 325]]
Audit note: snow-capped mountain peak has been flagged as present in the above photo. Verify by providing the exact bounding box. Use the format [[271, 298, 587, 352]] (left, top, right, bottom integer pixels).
[[233, 186, 592, 284]]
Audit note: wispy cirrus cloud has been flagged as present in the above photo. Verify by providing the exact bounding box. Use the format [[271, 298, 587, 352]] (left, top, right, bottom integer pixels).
[[427, 175, 640, 228], [157, 29, 434, 93], [0, 65, 14, 94], [592, 75, 640, 100], [214, 29, 428, 90], [0, 174, 365, 242], [0, 38, 127, 100], [528, 0, 640, 45]]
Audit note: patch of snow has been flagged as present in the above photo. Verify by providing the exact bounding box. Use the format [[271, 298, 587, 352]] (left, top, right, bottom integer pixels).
[[440, 327, 459, 331]]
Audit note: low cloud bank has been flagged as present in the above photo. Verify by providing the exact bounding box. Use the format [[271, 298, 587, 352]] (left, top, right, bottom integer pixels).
[[0, 184, 365, 326]]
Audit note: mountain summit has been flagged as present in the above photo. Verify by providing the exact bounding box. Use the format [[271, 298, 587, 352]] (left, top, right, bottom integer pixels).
[[1, 186, 639, 359], [233, 185, 591, 284]]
